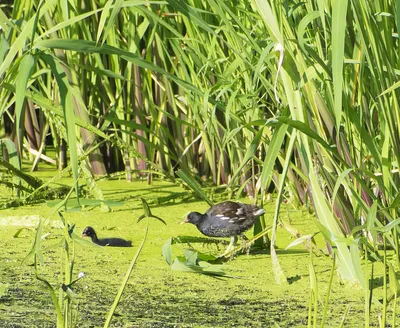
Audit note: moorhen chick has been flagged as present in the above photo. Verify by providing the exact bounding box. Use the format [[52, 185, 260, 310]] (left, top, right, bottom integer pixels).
[[183, 201, 265, 256], [81, 226, 132, 247]]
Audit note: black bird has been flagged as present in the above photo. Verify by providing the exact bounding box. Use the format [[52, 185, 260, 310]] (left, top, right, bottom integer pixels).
[[183, 201, 265, 255], [81, 226, 132, 247]]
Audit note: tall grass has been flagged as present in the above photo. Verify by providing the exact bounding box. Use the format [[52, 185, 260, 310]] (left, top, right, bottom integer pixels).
[[0, 1, 272, 193], [1, 0, 400, 292], [255, 0, 400, 283]]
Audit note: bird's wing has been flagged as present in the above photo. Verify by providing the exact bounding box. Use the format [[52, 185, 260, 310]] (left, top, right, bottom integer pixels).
[[207, 201, 239, 216], [207, 202, 248, 223]]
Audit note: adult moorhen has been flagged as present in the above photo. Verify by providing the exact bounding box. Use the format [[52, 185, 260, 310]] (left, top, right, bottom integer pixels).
[[183, 201, 265, 256], [81, 226, 132, 247]]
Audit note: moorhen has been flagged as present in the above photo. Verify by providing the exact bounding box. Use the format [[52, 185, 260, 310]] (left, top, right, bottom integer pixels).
[[81, 226, 132, 247], [183, 201, 265, 256]]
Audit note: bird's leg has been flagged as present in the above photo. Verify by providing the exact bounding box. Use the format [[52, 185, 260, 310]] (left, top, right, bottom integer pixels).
[[240, 234, 252, 254], [219, 235, 238, 257]]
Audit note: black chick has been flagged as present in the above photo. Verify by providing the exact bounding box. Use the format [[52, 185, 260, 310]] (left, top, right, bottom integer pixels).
[[81, 226, 132, 247], [183, 201, 265, 255]]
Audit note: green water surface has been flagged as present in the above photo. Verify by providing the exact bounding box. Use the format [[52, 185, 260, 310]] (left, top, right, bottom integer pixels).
[[0, 178, 389, 327]]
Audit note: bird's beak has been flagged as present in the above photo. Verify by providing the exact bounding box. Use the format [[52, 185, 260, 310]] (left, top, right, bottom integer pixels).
[[181, 217, 189, 224], [81, 233, 87, 238]]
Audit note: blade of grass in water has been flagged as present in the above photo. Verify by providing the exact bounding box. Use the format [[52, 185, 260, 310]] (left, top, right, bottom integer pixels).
[[104, 218, 150, 328], [320, 255, 335, 328]]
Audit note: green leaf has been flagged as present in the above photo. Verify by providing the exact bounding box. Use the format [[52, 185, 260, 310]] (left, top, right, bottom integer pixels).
[[137, 198, 167, 225], [0, 139, 20, 170], [38, 8, 102, 41], [0, 9, 12, 34], [331, 168, 354, 212], [0, 138, 22, 193], [0, 0, 57, 77], [388, 193, 400, 209], [23, 219, 44, 265], [13, 228, 28, 238], [96, 0, 114, 43], [15, 54, 35, 151], [184, 249, 198, 265], [104, 115, 151, 133], [389, 263, 400, 296], [34, 39, 201, 96], [276, 116, 332, 151], [256, 122, 288, 193], [332, 0, 348, 129], [170, 258, 228, 276], [162, 238, 173, 265], [62, 284, 76, 300], [253, 0, 284, 44], [141, 197, 152, 218], [297, 11, 320, 55], [163, 237, 230, 276], [230, 125, 265, 185], [105, 209, 150, 327], [369, 218, 400, 233], [349, 243, 366, 289], [101, 0, 124, 45], [166, 0, 216, 36], [40, 53, 80, 200], [176, 169, 213, 206], [34, 255, 63, 326], [285, 234, 316, 250], [170, 258, 198, 272]]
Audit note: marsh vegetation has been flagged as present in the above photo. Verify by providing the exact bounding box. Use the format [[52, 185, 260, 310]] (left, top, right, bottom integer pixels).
[[2, 0, 400, 327]]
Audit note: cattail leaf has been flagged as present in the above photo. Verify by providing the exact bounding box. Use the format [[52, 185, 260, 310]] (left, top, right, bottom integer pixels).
[[230, 126, 265, 185], [15, 54, 35, 152], [253, 0, 284, 44], [350, 244, 366, 289], [276, 116, 332, 151], [40, 53, 79, 200], [0, 0, 58, 77], [297, 11, 320, 54], [369, 218, 400, 233], [256, 121, 287, 193], [332, 0, 348, 130], [285, 234, 315, 250], [176, 169, 213, 206], [96, 0, 114, 43], [34, 39, 201, 96]]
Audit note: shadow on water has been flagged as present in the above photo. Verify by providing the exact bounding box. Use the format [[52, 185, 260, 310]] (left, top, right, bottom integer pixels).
[[275, 249, 310, 256]]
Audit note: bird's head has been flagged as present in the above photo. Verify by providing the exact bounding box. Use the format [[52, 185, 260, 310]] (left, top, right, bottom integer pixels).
[[182, 212, 202, 225], [81, 226, 95, 238]]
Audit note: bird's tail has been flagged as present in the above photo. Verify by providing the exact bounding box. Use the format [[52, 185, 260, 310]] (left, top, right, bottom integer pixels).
[[253, 208, 266, 217]]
